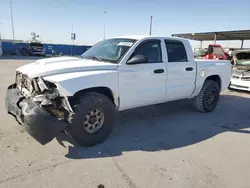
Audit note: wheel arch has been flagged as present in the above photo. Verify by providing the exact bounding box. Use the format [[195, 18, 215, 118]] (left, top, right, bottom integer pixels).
[[191, 74, 222, 98], [204, 75, 221, 89], [73, 86, 118, 107]]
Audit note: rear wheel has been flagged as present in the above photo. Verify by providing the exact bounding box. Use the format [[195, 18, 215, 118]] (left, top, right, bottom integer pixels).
[[193, 80, 220, 112], [68, 92, 115, 146]]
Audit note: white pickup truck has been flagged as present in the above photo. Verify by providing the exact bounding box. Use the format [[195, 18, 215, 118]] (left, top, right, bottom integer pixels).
[[5, 36, 231, 146]]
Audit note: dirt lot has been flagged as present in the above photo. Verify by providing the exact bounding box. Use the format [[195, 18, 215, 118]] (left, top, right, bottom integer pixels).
[[0, 56, 250, 188]]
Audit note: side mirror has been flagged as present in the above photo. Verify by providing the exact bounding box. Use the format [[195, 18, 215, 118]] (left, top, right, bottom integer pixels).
[[127, 55, 148, 65]]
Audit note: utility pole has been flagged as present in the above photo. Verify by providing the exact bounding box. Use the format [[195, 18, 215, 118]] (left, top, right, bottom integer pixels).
[[10, 0, 15, 41], [149, 16, 153, 36], [72, 24, 74, 45], [103, 11, 106, 40], [213, 33, 217, 44], [71, 24, 73, 56]]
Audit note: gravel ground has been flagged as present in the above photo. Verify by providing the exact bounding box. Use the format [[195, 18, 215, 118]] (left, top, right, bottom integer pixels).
[[0, 56, 250, 188]]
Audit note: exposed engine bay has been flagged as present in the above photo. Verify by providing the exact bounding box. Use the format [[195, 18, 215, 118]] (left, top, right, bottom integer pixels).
[[232, 51, 250, 76], [231, 51, 250, 67], [15, 71, 73, 121], [230, 50, 250, 91]]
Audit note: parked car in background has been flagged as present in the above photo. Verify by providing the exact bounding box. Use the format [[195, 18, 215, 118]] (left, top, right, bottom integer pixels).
[[224, 47, 235, 54], [20, 42, 45, 56], [224, 47, 236, 61], [194, 48, 206, 59], [229, 50, 250, 91], [5, 36, 232, 147], [203, 44, 228, 60]]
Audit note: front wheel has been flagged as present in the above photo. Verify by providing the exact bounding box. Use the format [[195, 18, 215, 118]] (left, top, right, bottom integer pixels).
[[68, 92, 115, 147], [193, 80, 220, 112]]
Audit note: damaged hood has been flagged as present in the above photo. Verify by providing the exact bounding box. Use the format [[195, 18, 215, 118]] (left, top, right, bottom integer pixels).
[[16, 56, 118, 78]]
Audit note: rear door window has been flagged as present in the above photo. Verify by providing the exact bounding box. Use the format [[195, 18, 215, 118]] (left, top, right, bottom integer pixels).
[[165, 40, 188, 62]]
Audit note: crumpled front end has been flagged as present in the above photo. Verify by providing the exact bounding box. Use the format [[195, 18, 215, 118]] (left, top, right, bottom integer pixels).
[[5, 77, 69, 144]]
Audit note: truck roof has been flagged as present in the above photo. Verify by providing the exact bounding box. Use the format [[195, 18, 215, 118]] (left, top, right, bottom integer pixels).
[[111, 35, 189, 42]]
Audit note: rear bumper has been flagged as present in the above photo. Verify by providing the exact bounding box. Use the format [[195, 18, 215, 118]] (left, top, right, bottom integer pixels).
[[5, 84, 67, 145]]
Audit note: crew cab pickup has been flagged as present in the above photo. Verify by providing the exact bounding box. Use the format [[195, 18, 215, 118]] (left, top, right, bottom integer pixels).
[[5, 36, 232, 146]]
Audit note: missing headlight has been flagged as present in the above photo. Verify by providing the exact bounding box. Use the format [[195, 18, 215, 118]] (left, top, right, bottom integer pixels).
[[37, 77, 48, 92], [35, 77, 57, 92], [44, 80, 57, 88]]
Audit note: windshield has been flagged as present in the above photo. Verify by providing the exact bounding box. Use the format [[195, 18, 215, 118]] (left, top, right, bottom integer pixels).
[[81, 38, 136, 63], [211, 46, 224, 56]]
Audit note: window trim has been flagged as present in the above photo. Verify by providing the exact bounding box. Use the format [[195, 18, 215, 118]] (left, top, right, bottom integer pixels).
[[117, 39, 138, 64], [126, 39, 163, 64], [165, 39, 188, 63]]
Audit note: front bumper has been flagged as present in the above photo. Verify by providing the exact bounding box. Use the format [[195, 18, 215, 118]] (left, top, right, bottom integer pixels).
[[31, 51, 45, 55], [5, 84, 67, 145], [229, 78, 250, 91]]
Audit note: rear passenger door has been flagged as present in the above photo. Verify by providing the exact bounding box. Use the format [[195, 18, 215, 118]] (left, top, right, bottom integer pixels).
[[164, 39, 196, 101]]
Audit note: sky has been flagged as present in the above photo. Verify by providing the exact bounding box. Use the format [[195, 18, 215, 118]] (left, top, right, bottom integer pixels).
[[0, 0, 250, 48]]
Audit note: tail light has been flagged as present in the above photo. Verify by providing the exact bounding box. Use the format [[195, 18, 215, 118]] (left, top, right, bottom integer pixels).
[[213, 55, 216, 59]]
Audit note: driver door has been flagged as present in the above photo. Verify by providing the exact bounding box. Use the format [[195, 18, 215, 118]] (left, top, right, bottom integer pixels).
[[118, 39, 167, 110]]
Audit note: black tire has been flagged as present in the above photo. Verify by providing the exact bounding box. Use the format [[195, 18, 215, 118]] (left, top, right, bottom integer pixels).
[[68, 92, 115, 146], [193, 80, 220, 113]]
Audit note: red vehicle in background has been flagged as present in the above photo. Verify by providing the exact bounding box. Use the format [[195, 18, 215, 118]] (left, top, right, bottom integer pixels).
[[202, 44, 228, 60]]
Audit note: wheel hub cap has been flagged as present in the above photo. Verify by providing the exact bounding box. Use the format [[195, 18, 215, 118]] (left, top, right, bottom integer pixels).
[[83, 108, 104, 134], [89, 116, 97, 124]]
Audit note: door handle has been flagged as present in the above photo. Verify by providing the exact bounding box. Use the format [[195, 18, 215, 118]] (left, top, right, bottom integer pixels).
[[185, 67, 193, 71], [154, 69, 164, 74]]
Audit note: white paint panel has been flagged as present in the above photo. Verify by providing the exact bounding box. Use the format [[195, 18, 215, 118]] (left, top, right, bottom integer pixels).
[[165, 61, 197, 100], [16, 57, 118, 78], [43, 71, 119, 104], [118, 63, 167, 110]]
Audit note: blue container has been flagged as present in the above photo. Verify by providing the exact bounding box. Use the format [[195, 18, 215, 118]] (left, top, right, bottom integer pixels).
[[2, 41, 92, 56]]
